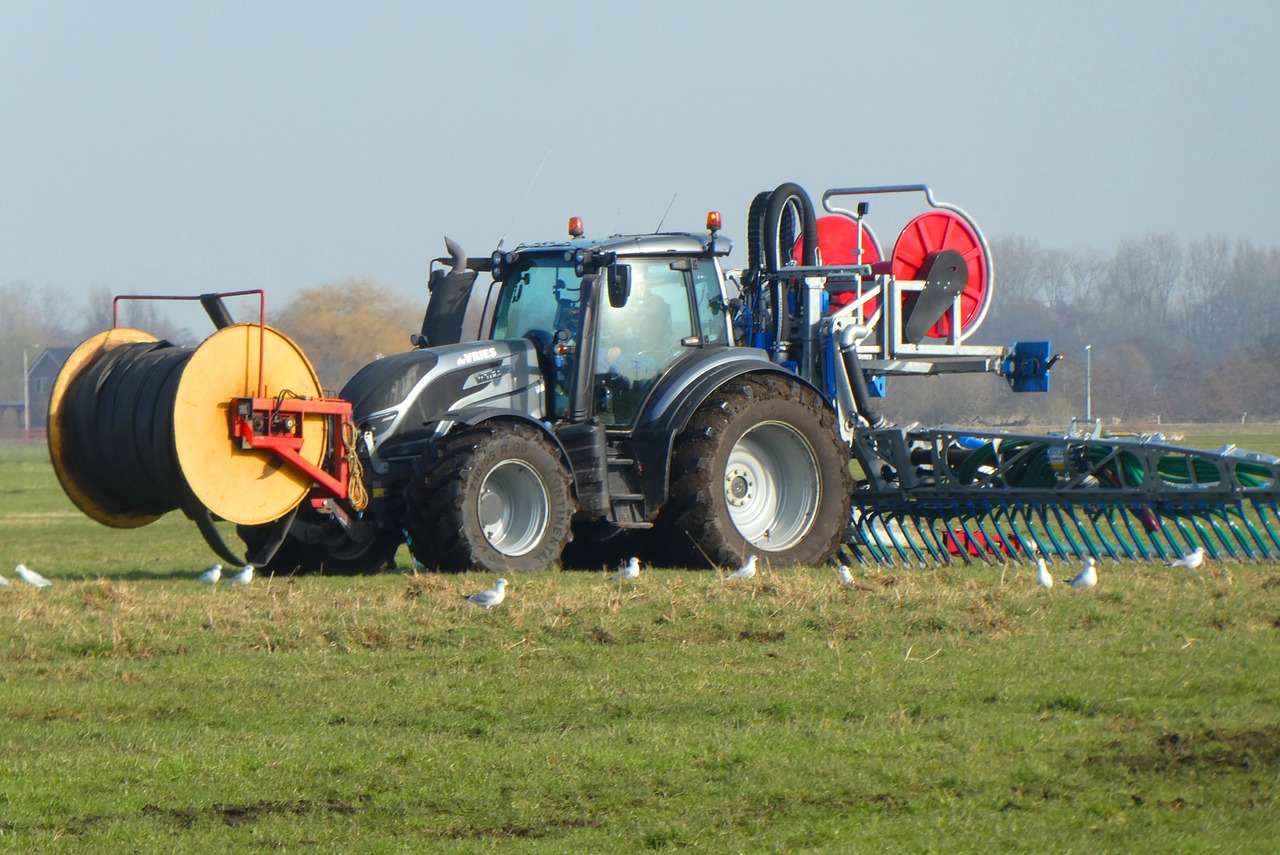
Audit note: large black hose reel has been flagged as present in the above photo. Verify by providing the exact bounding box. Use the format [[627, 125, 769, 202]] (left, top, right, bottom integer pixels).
[[48, 321, 351, 567]]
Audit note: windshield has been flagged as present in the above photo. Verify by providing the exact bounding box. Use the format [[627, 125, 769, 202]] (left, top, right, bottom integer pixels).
[[491, 258, 588, 420], [492, 259, 587, 344]]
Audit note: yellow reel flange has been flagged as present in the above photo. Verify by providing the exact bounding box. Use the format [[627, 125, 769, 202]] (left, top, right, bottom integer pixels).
[[49, 322, 329, 529]]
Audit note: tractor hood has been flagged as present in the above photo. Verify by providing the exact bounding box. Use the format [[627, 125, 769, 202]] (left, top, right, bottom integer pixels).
[[340, 340, 545, 447]]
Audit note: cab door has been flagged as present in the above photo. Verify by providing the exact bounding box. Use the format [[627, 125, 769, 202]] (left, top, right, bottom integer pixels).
[[594, 258, 699, 427]]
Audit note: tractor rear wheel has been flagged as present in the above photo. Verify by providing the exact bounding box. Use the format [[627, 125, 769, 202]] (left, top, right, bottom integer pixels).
[[406, 421, 575, 573], [661, 374, 851, 568]]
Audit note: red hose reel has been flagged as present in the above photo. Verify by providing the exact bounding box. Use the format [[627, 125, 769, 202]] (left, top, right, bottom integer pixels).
[[796, 209, 992, 339]]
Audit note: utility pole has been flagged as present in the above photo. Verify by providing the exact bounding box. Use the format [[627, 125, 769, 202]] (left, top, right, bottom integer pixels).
[[22, 348, 31, 435], [1085, 344, 1092, 421]]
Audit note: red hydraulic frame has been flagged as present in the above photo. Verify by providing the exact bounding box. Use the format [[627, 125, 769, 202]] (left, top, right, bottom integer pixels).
[[112, 289, 354, 503]]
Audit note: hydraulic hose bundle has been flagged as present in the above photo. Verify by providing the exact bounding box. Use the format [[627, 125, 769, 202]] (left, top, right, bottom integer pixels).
[[746, 182, 885, 428]]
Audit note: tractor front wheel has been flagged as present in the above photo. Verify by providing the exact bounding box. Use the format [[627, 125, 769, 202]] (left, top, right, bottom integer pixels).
[[405, 421, 575, 573], [236, 508, 402, 576]]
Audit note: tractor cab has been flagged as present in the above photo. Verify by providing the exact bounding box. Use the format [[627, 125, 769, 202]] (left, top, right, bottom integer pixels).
[[491, 226, 734, 429]]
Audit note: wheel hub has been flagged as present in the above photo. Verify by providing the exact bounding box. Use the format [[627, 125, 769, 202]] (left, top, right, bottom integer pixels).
[[478, 489, 506, 530], [725, 468, 754, 507], [723, 421, 820, 551], [477, 459, 550, 557]]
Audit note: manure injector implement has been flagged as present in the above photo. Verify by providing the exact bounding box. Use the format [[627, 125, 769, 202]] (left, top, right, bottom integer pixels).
[[48, 183, 1280, 573]]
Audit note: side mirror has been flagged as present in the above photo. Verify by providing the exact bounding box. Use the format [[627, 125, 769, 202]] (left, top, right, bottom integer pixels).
[[607, 264, 631, 308]]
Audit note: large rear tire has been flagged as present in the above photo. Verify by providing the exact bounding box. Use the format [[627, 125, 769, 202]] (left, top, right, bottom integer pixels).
[[405, 421, 575, 573], [660, 374, 851, 568]]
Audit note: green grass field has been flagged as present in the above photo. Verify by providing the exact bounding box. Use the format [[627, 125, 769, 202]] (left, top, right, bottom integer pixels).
[[1, 428, 1278, 852]]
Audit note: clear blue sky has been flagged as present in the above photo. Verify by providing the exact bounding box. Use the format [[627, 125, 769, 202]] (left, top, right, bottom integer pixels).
[[3, 0, 1277, 317]]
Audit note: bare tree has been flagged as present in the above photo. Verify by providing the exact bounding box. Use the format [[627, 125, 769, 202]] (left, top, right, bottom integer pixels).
[[1104, 234, 1183, 332], [1040, 248, 1107, 309], [271, 279, 422, 391], [78, 284, 191, 343], [1177, 234, 1231, 341], [988, 236, 1041, 304], [0, 282, 76, 401]]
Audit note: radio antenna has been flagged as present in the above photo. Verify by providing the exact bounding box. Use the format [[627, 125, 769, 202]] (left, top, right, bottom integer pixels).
[[654, 193, 677, 232], [497, 147, 553, 251]]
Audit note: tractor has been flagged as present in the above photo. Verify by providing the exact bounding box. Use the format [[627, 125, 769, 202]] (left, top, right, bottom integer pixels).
[[49, 182, 1280, 573]]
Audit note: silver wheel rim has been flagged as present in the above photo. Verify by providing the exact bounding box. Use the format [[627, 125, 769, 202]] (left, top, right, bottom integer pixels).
[[477, 459, 550, 557], [723, 421, 820, 552]]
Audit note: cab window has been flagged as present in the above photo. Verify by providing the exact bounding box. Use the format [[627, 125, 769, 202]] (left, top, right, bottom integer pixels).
[[690, 259, 730, 344], [595, 258, 695, 427]]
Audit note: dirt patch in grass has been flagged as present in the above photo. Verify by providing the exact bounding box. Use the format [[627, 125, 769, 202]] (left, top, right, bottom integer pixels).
[[1090, 726, 1280, 775], [133, 798, 368, 829], [863, 792, 907, 813], [589, 627, 617, 644], [738, 629, 786, 643], [453, 816, 602, 840]]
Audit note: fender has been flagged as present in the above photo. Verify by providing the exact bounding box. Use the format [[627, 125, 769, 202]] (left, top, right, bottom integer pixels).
[[628, 345, 836, 511], [428, 407, 580, 498]]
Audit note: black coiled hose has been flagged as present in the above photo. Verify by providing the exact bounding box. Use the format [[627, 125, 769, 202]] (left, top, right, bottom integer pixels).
[[60, 340, 194, 517]]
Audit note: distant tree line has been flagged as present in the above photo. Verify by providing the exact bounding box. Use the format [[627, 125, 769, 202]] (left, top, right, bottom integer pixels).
[[3, 234, 1278, 427], [0, 280, 419, 412], [882, 234, 1280, 426]]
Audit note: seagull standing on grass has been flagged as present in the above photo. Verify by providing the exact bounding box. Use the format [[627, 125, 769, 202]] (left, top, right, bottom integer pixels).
[[465, 578, 508, 609], [224, 565, 254, 586], [836, 565, 855, 586], [607, 556, 640, 583], [1170, 546, 1205, 569], [0, 573, 9, 586], [197, 564, 222, 585], [1035, 557, 1053, 589], [1068, 556, 1097, 589], [725, 555, 757, 580], [15, 564, 52, 588]]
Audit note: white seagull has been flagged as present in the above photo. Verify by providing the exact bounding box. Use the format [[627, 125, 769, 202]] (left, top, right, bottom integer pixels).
[[224, 565, 254, 586], [465, 578, 508, 609], [1035, 557, 1053, 589], [1169, 546, 1205, 569], [836, 565, 855, 586], [607, 556, 641, 582], [197, 564, 222, 585], [725, 555, 758, 580], [0, 573, 9, 586], [1068, 556, 1097, 589], [15, 564, 52, 588]]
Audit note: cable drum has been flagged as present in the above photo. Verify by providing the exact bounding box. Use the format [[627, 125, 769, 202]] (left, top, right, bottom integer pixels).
[[49, 323, 329, 529]]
